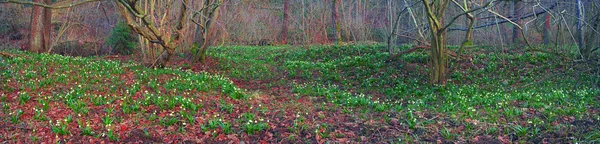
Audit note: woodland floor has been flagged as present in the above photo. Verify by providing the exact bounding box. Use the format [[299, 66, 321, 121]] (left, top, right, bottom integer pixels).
[[0, 44, 599, 143]]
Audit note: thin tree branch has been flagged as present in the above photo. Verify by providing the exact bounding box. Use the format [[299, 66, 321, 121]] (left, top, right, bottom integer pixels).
[[422, 0, 440, 28], [487, 9, 522, 30], [117, 0, 145, 18], [449, 3, 557, 31], [486, 8, 536, 50], [439, 0, 495, 32], [393, 33, 429, 45], [1, 0, 102, 9]]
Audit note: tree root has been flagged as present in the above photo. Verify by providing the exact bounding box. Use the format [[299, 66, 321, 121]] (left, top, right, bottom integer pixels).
[[0, 52, 17, 58], [0, 52, 28, 59]]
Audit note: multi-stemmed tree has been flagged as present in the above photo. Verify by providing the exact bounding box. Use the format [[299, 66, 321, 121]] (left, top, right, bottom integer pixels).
[[418, 0, 494, 85], [1, 0, 223, 66]]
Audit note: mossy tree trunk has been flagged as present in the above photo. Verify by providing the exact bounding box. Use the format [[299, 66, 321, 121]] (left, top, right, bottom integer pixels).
[[429, 29, 447, 85], [420, 0, 493, 85], [422, 0, 450, 85], [331, 0, 342, 45]]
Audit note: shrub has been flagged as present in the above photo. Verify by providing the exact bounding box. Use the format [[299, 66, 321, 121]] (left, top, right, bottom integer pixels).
[[106, 21, 137, 55]]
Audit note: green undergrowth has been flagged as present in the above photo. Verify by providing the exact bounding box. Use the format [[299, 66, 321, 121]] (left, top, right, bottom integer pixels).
[[207, 44, 600, 142], [0, 50, 257, 142], [1, 50, 246, 100], [1, 43, 598, 142], [209, 46, 285, 80]]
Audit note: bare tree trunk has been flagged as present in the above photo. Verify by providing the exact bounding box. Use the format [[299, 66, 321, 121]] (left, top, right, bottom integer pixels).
[[43, 0, 51, 52], [457, 0, 475, 60], [499, 4, 509, 51], [422, 0, 450, 85], [331, 0, 342, 45], [282, 0, 289, 44], [115, 0, 186, 67], [387, 0, 400, 54], [29, 0, 46, 53], [301, 0, 308, 44], [430, 30, 447, 85], [512, 0, 523, 44], [404, 0, 424, 44], [174, 0, 189, 41], [418, 0, 493, 85], [576, 0, 586, 59], [195, 0, 224, 62], [543, 13, 550, 44]]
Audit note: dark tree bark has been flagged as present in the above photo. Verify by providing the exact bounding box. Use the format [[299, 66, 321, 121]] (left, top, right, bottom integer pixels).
[[4, 0, 98, 53], [43, 0, 51, 52], [512, 0, 523, 44], [543, 13, 550, 44], [282, 0, 289, 44], [29, 0, 51, 53]]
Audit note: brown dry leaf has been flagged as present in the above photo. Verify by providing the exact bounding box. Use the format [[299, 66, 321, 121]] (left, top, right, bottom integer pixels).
[[497, 135, 511, 144], [216, 134, 226, 140], [226, 134, 240, 143], [455, 125, 464, 133], [316, 132, 322, 142], [336, 138, 348, 143], [344, 122, 358, 127], [364, 119, 377, 126], [263, 132, 274, 141]]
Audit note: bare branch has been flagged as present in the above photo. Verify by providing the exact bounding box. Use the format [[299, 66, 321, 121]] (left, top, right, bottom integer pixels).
[[439, 0, 495, 32], [449, 4, 557, 31], [393, 33, 429, 45], [487, 9, 522, 30], [487, 8, 536, 50], [117, 0, 145, 18], [1, 0, 103, 9], [422, 0, 441, 28]]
